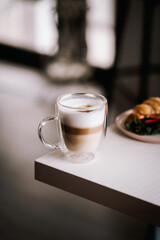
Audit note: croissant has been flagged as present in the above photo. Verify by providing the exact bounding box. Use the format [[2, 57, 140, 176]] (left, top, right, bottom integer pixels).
[[125, 97, 160, 135]]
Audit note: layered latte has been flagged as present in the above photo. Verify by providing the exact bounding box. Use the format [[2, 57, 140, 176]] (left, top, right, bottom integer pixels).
[[58, 98, 106, 153]]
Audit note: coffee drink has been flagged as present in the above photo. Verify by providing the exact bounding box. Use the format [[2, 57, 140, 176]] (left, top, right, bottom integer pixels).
[[58, 98, 106, 153], [38, 93, 107, 162]]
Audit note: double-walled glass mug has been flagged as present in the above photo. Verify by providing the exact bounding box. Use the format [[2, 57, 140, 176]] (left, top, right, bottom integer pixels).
[[38, 93, 107, 163]]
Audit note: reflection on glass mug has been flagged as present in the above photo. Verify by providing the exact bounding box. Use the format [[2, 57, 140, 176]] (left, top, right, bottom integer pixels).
[[38, 93, 107, 163]]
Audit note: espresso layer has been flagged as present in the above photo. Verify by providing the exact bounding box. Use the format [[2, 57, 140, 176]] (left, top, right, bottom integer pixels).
[[62, 132, 103, 153], [61, 123, 103, 135]]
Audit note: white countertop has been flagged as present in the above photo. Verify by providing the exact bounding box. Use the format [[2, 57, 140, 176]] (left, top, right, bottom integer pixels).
[[35, 124, 160, 226]]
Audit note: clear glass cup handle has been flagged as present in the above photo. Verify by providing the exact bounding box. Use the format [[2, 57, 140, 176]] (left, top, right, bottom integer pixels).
[[38, 115, 60, 150]]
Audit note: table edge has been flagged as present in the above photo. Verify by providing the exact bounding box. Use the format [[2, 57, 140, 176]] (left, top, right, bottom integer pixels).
[[35, 160, 160, 226]]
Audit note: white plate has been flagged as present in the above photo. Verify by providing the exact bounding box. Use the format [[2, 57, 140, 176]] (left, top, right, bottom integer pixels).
[[115, 110, 160, 143]]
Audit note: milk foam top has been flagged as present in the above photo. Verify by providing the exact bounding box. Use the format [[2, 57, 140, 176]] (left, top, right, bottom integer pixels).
[[59, 98, 103, 109], [58, 96, 106, 128]]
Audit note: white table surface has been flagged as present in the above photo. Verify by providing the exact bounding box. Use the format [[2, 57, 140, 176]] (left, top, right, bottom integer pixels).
[[35, 124, 160, 226]]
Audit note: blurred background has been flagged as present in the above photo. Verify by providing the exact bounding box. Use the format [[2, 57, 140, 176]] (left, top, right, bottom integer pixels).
[[0, 0, 160, 239]]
